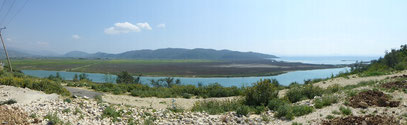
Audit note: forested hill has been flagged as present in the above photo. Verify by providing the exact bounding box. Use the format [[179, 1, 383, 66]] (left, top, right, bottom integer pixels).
[[64, 48, 278, 60]]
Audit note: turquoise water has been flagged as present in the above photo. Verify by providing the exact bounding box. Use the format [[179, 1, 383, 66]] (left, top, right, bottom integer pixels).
[[21, 67, 349, 87], [273, 56, 379, 65]]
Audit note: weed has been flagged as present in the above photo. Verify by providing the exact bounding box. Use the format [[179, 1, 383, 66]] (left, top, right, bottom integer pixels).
[[339, 106, 352, 115]]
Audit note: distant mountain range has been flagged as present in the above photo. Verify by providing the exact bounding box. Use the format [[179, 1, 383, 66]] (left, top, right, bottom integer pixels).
[[64, 48, 277, 60]]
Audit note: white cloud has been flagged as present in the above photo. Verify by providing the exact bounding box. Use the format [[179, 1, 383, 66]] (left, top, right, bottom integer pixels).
[[137, 22, 152, 30], [72, 34, 80, 39], [157, 23, 166, 29], [104, 22, 143, 35], [6, 38, 11, 41]]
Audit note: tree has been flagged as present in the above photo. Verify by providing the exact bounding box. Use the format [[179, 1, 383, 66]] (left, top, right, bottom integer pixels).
[[73, 74, 79, 82], [79, 73, 90, 81], [245, 79, 279, 106], [116, 71, 134, 84]]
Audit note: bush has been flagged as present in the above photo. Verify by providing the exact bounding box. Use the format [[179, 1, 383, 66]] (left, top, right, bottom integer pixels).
[[64, 98, 72, 103], [267, 98, 288, 111], [254, 106, 266, 114], [0, 99, 17, 105], [314, 95, 338, 109], [245, 79, 279, 106], [236, 105, 250, 116], [181, 93, 192, 99], [191, 99, 243, 115], [275, 104, 294, 120], [291, 105, 314, 116], [94, 95, 103, 103], [286, 84, 323, 103], [0, 76, 70, 96], [325, 84, 341, 94], [339, 106, 352, 115]]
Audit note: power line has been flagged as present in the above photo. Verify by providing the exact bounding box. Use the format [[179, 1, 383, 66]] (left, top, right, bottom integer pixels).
[[0, 0, 16, 26], [4, 0, 29, 26]]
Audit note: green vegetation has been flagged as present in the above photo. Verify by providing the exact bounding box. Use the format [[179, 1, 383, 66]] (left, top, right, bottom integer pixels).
[[314, 95, 339, 109], [64, 98, 72, 103], [102, 106, 123, 122], [245, 79, 279, 106], [66, 80, 243, 98], [339, 106, 352, 115], [45, 112, 64, 125], [0, 71, 70, 96], [350, 44, 407, 76], [285, 84, 323, 103], [116, 71, 140, 84], [13, 58, 334, 77], [191, 99, 244, 115], [0, 99, 17, 105]]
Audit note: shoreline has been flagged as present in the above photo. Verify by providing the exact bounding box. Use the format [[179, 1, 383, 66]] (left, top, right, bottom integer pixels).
[[19, 66, 345, 78]]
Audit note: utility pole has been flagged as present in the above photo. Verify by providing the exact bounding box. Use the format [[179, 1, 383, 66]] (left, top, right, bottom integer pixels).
[[0, 27, 13, 72]]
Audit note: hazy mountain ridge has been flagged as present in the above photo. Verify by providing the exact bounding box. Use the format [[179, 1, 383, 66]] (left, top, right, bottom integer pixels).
[[64, 48, 277, 60]]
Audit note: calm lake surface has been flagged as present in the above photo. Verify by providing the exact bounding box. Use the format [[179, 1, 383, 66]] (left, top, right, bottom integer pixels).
[[273, 56, 379, 65], [22, 67, 349, 87]]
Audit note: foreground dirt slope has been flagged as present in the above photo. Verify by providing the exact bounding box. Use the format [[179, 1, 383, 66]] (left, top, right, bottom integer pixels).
[[2, 71, 407, 124]]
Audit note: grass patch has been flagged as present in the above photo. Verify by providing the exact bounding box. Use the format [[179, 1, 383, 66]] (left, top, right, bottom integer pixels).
[[339, 106, 352, 115], [286, 84, 323, 103], [0, 75, 70, 96], [191, 99, 244, 115], [44, 112, 63, 125], [102, 106, 123, 122], [314, 95, 339, 109]]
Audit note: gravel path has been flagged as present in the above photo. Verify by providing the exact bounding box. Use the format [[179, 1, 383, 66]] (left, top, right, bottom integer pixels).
[[64, 87, 103, 99]]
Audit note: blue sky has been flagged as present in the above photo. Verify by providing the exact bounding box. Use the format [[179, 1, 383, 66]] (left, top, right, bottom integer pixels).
[[1, 0, 407, 56]]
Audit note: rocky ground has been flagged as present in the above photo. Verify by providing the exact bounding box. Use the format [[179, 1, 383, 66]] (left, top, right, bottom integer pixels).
[[2, 71, 407, 124]]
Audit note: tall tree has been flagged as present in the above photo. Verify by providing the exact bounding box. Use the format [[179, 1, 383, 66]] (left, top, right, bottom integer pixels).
[[116, 71, 134, 84]]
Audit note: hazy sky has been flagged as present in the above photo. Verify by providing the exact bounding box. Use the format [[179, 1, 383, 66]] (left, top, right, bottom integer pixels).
[[1, 0, 406, 56]]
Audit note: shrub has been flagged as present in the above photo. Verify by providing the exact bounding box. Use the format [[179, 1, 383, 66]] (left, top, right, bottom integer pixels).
[[286, 84, 323, 103], [167, 105, 184, 113], [64, 98, 72, 103], [291, 105, 314, 116], [181, 93, 192, 99], [94, 95, 103, 103], [245, 79, 278, 106], [254, 106, 266, 114], [0, 99, 17, 105], [116, 71, 135, 84], [236, 105, 250, 116], [275, 104, 294, 120], [339, 106, 352, 115], [191, 99, 243, 115], [0, 76, 70, 96], [314, 95, 338, 109], [325, 84, 341, 94], [292, 122, 303, 125], [267, 98, 288, 111], [326, 115, 334, 119]]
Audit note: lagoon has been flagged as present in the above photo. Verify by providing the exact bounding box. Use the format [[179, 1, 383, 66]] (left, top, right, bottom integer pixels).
[[22, 67, 349, 87]]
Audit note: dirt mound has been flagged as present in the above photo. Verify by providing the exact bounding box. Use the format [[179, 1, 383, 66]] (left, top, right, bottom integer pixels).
[[390, 74, 407, 79], [347, 90, 399, 108], [322, 115, 398, 125], [381, 80, 407, 89], [0, 106, 30, 125]]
